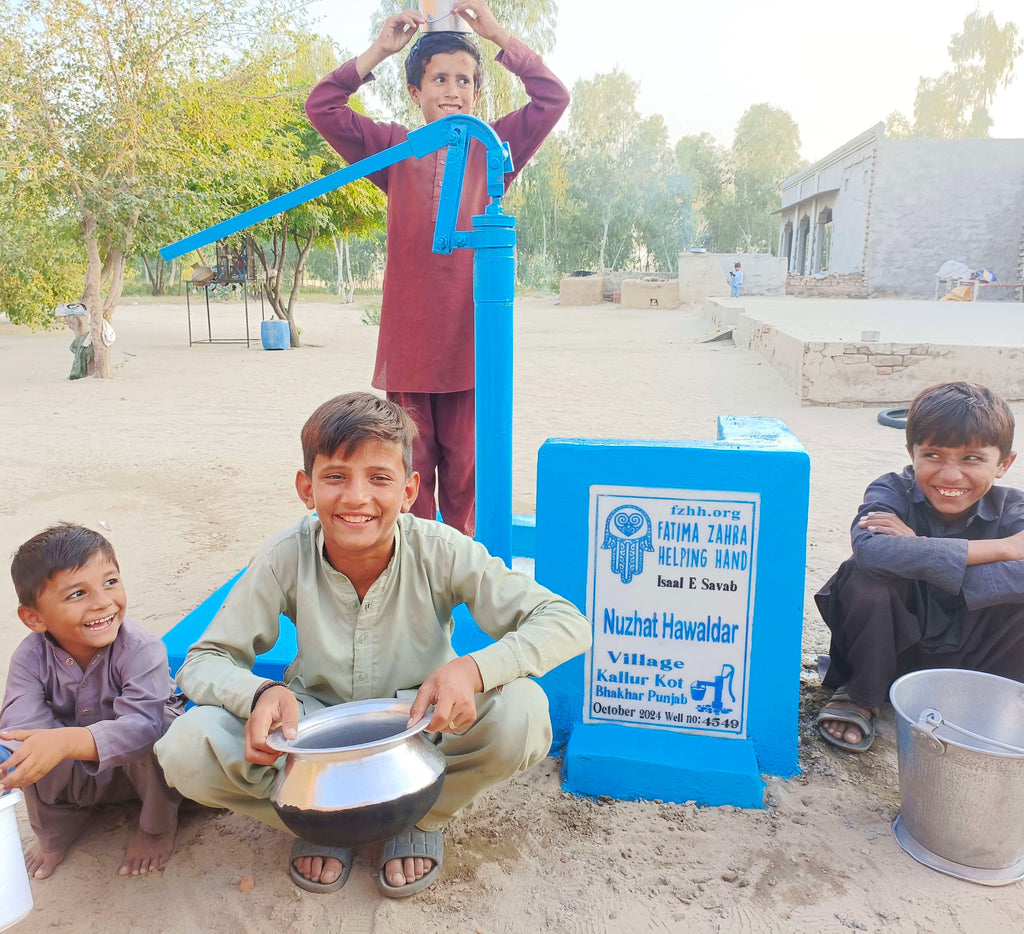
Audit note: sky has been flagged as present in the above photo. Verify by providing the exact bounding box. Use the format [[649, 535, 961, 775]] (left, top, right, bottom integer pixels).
[[302, 0, 1024, 163]]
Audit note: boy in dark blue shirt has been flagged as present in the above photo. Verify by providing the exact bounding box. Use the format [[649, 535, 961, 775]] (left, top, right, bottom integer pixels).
[[815, 382, 1024, 751]]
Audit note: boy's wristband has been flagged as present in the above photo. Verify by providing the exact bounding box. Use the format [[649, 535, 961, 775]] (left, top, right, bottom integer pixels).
[[250, 680, 290, 713]]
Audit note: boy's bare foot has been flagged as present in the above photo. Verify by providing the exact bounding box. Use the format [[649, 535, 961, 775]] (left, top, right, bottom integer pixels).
[[383, 855, 434, 887], [377, 827, 443, 897], [288, 840, 353, 893], [118, 813, 177, 876], [816, 693, 876, 752], [25, 841, 68, 879], [293, 854, 345, 886], [820, 707, 871, 745]]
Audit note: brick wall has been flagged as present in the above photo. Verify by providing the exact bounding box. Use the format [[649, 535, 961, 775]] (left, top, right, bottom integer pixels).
[[836, 341, 930, 378], [866, 138, 1024, 298], [786, 273, 868, 298]]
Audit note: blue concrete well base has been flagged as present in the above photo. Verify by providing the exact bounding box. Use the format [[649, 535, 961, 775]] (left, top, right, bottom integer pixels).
[[565, 723, 765, 809]]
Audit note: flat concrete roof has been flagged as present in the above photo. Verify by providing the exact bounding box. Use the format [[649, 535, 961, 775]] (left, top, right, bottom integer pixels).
[[717, 296, 1024, 347]]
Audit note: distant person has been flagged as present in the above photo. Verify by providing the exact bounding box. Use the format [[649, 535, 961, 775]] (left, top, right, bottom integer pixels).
[[729, 262, 743, 297], [815, 382, 1024, 752], [304, 0, 569, 537], [0, 524, 183, 878], [155, 392, 590, 897]]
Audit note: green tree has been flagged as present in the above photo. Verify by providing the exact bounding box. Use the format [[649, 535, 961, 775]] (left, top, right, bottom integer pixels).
[[232, 36, 386, 345], [675, 106, 802, 254], [728, 104, 803, 252], [562, 69, 677, 271], [504, 132, 570, 287], [626, 114, 687, 271], [891, 10, 1021, 139], [245, 106, 386, 345], [0, 0, 299, 377], [884, 109, 914, 140], [0, 163, 81, 326], [675, 133, 731, 250]]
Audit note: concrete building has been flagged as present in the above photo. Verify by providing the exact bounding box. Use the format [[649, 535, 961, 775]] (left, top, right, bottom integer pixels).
[[778, 124, 1024, 299]]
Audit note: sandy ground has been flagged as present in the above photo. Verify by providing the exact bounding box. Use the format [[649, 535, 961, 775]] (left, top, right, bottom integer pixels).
[[2, 294, 1023, 933]]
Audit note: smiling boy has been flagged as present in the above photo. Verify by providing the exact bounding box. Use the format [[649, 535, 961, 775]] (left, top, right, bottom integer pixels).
[[155, 392, 590, 897], [815, 382, 1024, 751], [0, 524, 183, 877], [304, 0, 568, 540]]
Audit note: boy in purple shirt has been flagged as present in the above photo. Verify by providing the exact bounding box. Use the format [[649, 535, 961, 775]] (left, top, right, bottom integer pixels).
[[815, 382, 1024, 751], [0, 524, 183, 877], [305, 0, 568, 537]]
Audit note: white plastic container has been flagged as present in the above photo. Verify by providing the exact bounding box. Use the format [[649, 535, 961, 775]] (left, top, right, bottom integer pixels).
[[0, 790, 33, 931]]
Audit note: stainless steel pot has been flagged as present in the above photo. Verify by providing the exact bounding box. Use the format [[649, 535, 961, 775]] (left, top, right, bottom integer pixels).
[[267, 699, 447, 847], [420, 0, 473, 33]]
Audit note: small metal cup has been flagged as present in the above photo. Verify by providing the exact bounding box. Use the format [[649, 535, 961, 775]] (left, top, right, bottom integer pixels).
[[421, 0, 473, 32]]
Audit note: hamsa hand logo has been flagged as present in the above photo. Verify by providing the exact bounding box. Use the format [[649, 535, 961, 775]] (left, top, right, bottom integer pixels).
[[602, 504, 654, 584]]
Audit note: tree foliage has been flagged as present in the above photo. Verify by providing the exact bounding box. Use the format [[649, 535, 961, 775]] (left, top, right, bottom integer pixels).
[[728, 104, 803, 252], [233, 38, 386, 346], [0, 0, 301, 376], [890, 10, 1021, 139], [502, 133, 570, 286], [558, 69, 680, 271], [675, 133, 730, 250], [674, 105, 802, 254]]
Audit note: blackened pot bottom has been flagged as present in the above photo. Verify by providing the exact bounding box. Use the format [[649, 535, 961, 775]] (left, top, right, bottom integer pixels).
[[273, 774, 445, 847]]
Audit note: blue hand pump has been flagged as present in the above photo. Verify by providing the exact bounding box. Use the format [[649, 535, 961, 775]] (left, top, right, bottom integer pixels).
[[160, 116, 517, 563]]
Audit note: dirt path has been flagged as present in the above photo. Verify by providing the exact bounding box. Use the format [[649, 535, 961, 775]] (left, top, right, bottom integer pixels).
[[1, 296, 1020, 933]]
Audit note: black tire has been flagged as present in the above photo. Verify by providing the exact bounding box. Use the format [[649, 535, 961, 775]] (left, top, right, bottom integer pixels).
[[878, 407, 908, 429]]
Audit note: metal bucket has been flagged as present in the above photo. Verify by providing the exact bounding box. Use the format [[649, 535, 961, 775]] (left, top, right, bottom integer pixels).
[[420, 0, 473, 32], [890, 668, 1024, 885]]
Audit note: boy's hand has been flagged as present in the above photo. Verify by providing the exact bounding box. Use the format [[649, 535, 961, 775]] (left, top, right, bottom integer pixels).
[[453, 0, 511, 48], [357, 11, 424, 78], [858, 511, 915, 537], [376, 11, 424, 55], [408, 656, 484, 734], [244, 686, 299, 765], [0, 727, 96, 791]]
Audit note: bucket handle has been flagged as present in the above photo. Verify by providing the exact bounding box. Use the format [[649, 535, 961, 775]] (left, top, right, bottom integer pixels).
[[917, 708, 1024, 755]]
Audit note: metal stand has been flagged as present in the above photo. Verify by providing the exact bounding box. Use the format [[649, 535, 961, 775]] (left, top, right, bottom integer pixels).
[[185, 279, 265, 347]]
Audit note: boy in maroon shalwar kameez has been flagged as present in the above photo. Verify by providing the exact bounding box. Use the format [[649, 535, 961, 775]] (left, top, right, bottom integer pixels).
[[305, 0, 568, 537]]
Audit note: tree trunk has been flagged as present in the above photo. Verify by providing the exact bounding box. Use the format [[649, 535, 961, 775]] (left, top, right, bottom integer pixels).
[[343, 236, 354, 303], [80, 211, 112, 379], [253, 225, 289, 321], [141, 254, 166, 295], [284, 227, 317, 348], [333, 235, 344, 297], [75, 207, 138, 379]]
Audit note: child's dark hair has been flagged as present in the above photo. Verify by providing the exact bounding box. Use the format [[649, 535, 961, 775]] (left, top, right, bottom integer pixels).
[[906, 381, 1015, 458], [11, 523, 118, 607], [301, 392, 418, 477], [405, 32, 483, 90]]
